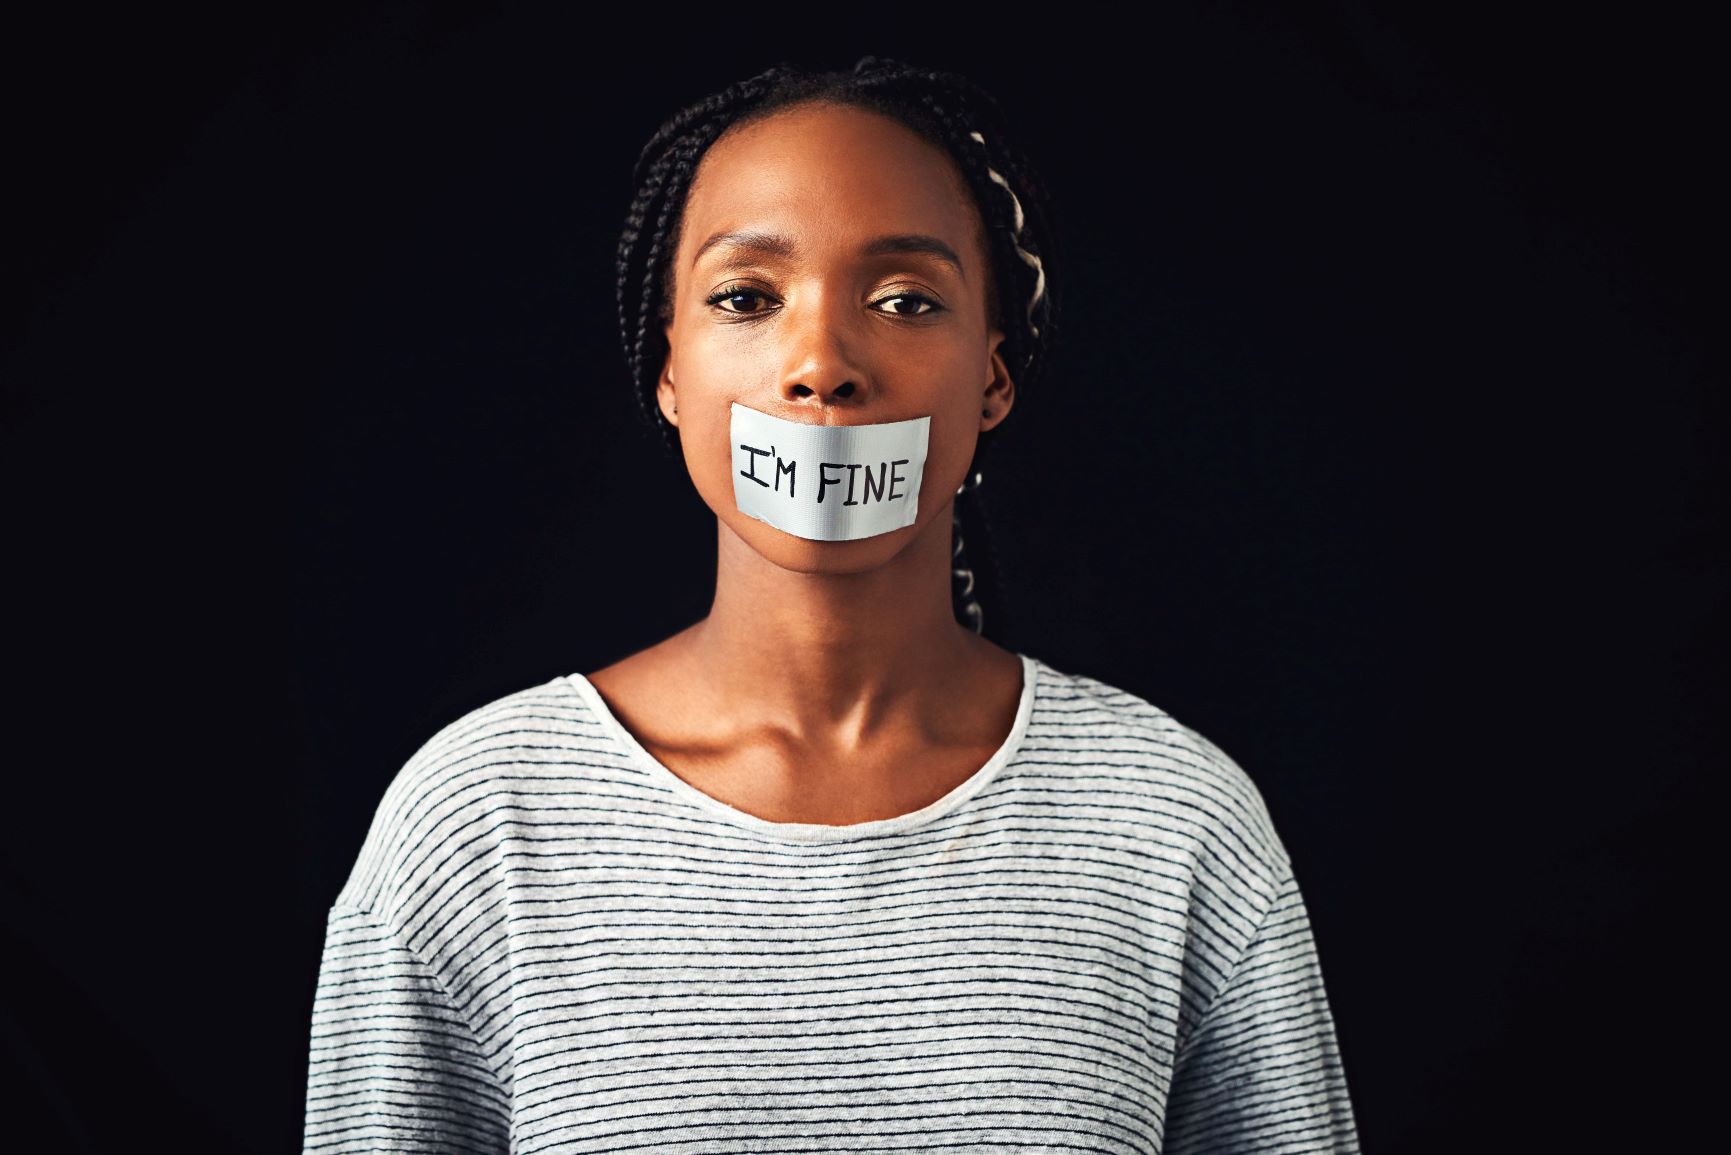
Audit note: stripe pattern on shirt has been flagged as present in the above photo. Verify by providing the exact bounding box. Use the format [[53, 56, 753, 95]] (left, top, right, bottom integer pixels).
[[302, 653, 1360, 1153]]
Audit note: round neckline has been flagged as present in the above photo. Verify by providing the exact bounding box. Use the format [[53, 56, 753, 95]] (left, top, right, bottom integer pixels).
[[563, 652, 1039, 844]]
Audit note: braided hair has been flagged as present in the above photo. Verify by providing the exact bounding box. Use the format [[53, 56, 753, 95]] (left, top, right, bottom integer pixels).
[[615, 56, 1062, 643]]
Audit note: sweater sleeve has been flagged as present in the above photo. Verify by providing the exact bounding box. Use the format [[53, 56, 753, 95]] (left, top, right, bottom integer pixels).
[[302, 903, 510, 1154], [1161, 864, 1361, 1154]]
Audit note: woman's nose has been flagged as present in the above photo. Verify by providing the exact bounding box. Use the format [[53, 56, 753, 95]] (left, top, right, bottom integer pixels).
[[777, 292, 872, 408]]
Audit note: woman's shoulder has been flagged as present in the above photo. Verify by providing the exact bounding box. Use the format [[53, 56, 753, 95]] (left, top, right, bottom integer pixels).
[[328, 671, 597, 921], [1026, 653, 1292, 877]]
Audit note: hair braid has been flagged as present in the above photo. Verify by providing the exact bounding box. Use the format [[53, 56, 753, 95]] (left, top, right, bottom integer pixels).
[[613, 57, 1062, 641]]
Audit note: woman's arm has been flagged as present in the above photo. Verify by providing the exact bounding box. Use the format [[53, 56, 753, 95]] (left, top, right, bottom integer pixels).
[[302, 903, 510, 1154], [1162, 864, 1361, 1153]]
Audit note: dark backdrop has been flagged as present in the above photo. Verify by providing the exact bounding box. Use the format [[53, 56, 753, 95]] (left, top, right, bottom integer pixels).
[[4, 5, 1721, 1151]]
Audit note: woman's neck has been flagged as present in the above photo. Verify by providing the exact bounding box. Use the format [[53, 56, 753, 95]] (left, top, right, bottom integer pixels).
[[690, 509, 991, 746]]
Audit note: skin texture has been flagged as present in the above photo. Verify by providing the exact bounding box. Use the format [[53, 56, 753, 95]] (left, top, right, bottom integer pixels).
[[586, 101, 1026, 825]]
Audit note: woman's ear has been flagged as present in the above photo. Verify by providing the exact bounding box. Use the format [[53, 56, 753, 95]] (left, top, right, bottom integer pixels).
[[657, 344, 679, 426], [981, 327, 1016, 432]]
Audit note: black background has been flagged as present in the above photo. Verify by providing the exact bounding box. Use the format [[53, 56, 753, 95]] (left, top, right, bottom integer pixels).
[[4, 4, 1722, 1151]]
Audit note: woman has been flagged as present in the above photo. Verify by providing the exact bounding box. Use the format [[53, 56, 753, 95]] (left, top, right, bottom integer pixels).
[[303, 58, 1360, 1153]]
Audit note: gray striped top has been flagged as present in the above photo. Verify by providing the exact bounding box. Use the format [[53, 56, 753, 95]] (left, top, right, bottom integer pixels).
[[302, 651, 1360, 1153]]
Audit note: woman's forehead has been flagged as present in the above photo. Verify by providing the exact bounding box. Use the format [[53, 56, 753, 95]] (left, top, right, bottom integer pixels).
[[680, 103, 982, 267]]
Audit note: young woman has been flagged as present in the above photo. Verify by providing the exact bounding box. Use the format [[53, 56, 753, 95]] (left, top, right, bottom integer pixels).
[[303, 58, 1360, 1154]]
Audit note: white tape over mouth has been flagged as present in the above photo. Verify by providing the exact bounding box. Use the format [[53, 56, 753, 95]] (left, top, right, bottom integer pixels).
[[730, 401, 931, 542]]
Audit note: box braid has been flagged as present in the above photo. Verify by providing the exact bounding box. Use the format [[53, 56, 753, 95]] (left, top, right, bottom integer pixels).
[[615, 56, 1062, 642]]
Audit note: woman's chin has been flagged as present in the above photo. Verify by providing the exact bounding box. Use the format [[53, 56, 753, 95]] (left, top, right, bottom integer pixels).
[[721, 513, 923, 577]]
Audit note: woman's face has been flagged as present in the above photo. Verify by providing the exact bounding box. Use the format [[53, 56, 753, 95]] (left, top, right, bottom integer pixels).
[[659, 100, 1013, 576]]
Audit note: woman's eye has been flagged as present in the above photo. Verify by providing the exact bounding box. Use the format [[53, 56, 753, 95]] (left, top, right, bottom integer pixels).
[[706, 288, 775, 315], [873, 293, 939, 316]]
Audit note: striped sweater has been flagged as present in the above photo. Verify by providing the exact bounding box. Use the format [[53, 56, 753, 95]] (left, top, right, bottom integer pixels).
[[302, 651, 1360, 1153]]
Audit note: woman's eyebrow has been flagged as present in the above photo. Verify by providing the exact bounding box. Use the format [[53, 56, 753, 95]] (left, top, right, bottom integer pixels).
[[862, 234, 966, 280], [693, 229, 796, 267], [692, 230, 965, 280]]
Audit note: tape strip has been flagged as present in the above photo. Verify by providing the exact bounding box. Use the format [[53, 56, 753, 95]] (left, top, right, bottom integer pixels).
[[730, 401, 931, 542]]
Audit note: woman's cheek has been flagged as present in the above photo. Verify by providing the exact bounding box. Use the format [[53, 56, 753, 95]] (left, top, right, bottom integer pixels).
[[676, 400, 726, 503]]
